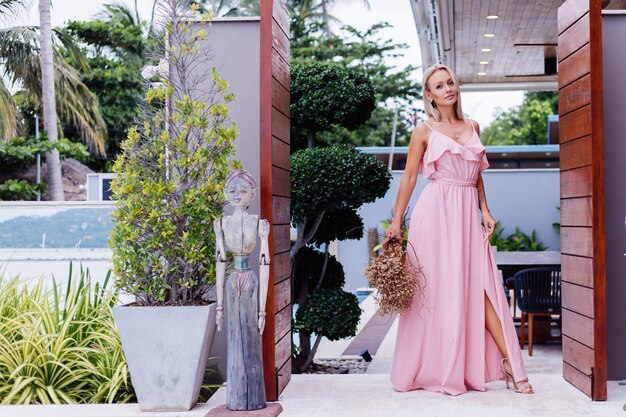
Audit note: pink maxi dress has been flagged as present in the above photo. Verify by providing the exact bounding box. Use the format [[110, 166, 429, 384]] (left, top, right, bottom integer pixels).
[[390, 120, 528, 395]]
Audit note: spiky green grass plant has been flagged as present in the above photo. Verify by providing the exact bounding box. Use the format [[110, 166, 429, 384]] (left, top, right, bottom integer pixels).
[[0, 266, 134, 404]]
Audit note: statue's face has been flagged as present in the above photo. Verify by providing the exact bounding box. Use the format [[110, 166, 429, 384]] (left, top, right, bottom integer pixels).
[[226, 178, 254, 208]]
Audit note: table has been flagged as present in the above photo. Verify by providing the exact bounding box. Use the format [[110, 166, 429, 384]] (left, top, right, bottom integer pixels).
[[494, 250, 561, 281]]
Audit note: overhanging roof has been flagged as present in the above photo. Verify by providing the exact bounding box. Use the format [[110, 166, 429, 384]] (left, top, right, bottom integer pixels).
[[410, 0, 564, 91], [410, 0, 626, 92]]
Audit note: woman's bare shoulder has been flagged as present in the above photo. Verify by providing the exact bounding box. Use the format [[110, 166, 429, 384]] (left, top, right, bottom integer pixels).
[[468, 118, 480, 132], [410, 123, 431, 146]]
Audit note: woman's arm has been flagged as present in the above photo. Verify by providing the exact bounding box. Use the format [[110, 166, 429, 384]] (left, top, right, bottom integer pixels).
[[385, 124, 429, 242], [471, 119, 497, 238], [477, 173, 496, 238]]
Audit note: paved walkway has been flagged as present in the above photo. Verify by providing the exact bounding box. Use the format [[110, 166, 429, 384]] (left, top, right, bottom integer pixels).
[[276, 322, 626, 417], [2, 295, 625, 416]]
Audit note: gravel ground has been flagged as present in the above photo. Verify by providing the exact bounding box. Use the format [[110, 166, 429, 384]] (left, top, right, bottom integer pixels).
[[304, 358, 370, 374]]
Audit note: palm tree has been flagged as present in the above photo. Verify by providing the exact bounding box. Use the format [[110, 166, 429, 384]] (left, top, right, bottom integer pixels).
[[0, 1, 107, 155], [39, 0, 63, 200]]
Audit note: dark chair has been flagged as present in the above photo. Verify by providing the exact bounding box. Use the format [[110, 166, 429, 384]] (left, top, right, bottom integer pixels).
[[513, 267, 561, 356]]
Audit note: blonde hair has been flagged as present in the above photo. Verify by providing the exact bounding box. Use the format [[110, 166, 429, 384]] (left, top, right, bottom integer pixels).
[[422, 64, 465, 122]]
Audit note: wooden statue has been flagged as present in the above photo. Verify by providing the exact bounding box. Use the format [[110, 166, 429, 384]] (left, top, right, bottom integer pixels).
[[214, 169, 270, 411]]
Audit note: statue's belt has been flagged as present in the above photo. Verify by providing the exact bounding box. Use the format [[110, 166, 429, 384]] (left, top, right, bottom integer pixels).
[[233, 255, 251, 270]]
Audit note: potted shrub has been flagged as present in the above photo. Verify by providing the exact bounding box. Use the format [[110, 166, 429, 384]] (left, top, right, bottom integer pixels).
[[109, 0, 239, 411]]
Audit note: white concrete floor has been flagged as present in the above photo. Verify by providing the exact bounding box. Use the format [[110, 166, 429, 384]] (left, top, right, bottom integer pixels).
[[276, 318, 626, 417]]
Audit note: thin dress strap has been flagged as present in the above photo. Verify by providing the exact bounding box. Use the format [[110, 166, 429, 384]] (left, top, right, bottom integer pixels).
[[423, 121, 433, 131], [467, 119, 476, 135]]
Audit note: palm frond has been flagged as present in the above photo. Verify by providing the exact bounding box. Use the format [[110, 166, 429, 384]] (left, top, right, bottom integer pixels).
[[0, 0, 27, 21], [0, 81, 20, 140], [0, 26, 106, 155]]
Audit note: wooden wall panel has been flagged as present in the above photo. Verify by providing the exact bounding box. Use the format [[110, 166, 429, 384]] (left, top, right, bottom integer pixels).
[[559, 44, 590, 89], [562, 282, 594, 318], [272, 195, 291, 225], [564, 362, 593, 398], [272, 48, 290, 91], [563, 335, 595, 375], [562, 308, 594, 348], [272, 108, 290, 143], [272, 224, 291, 256], [274, 276, 291, 312], [260, 0, 291, 400], [561, 227, 593, 258], [271, 19, 289, 62], [560, 197, 592, 227], [272, 0, 289, 36], [558, 0, 588, 34], [272, 166, 290, 198], [276, 356, 291, 395], [559, 105, 592, 143], [558, 12, 590, 61], [272, 78, 290, 117], [562, 254, 594, 287], [560, 135, 592, 171], [274, 305, 291, 341], [272, 137, 290, 170], [557, 0, 606, 400], [273, 251, 291, 284], [559, 74, 591, 115], [560, 166, 592, 198]]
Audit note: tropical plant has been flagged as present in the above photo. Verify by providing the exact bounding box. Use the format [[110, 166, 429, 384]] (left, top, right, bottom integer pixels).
[[110, 0, 239, 306], [64, 3, 154, 165], [0, 133, 89, 201], [0, 178, 44, 200], [0, 8, 107, 153], [481, 91, 558, 146], [0, 267, 134, 404], [489, 221, 549, 251]]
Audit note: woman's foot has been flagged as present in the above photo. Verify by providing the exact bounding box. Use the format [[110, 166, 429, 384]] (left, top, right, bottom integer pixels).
[[501, 358, 534, 394]]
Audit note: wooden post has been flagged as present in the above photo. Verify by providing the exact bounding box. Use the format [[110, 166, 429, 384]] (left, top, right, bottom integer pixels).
[[557, 0, 607, 400], [260, 0, 291, 400]]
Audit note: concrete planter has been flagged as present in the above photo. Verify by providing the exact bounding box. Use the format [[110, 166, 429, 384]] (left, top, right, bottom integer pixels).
[[113, 304, 217, 411]]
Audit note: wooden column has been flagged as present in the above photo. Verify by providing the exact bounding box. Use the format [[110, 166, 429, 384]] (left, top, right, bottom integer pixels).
[[557, 0, 607, 401], [260, 0, 291, 400]]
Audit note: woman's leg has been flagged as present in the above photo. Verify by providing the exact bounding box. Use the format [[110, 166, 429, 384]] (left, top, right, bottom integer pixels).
[[485, 292, 508, 357], [484, 292, 533, 391]]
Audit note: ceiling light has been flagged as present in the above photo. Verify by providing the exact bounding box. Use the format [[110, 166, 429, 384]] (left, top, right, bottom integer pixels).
[[481, 48, 492, 52], [480, 61, 489, 65], [484, 33, 495, 38], [486, 15, 499, 19], [477, 72, 487, 76]]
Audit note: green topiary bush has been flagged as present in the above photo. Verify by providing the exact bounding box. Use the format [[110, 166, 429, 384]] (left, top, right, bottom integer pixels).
[[291, 62, 376, 149], [295, 288, 361, 342], [294, 246, 346, 294]]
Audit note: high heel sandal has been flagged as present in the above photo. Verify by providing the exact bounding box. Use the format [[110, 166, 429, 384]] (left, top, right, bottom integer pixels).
[[500, 358, 534, 394]]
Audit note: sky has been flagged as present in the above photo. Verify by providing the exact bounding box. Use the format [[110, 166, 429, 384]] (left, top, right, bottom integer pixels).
[[9, 0, 524, 128]]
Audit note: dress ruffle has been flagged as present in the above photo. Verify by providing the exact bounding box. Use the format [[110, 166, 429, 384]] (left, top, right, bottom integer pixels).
[[420, 132, 490, 179]]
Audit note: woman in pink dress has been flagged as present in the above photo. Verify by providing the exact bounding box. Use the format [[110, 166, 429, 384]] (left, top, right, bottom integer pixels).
[[385, 64, 533, 395]]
